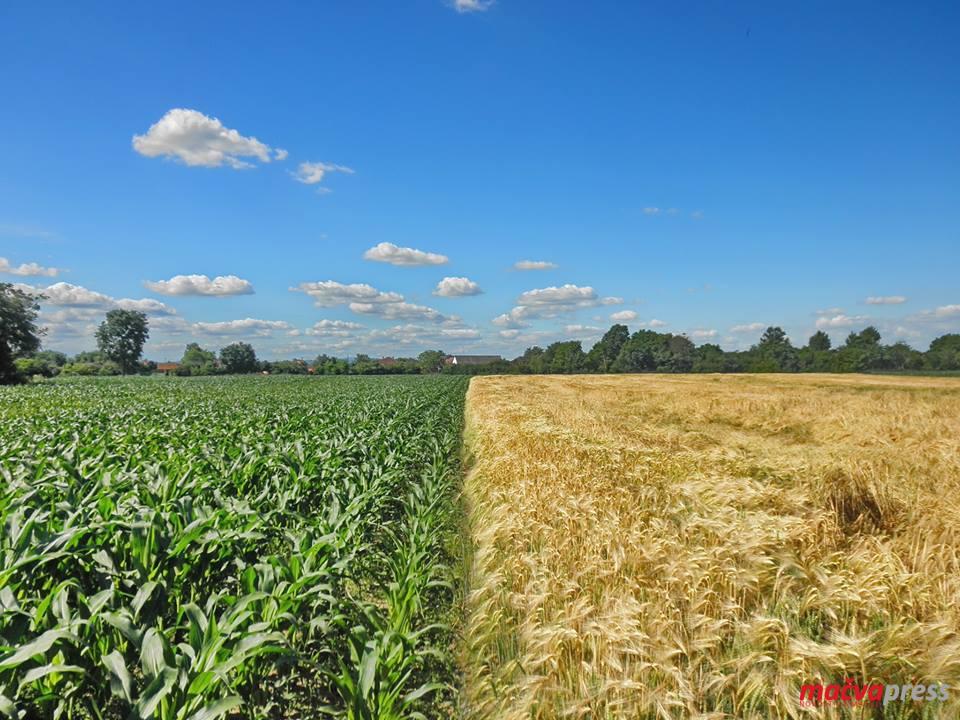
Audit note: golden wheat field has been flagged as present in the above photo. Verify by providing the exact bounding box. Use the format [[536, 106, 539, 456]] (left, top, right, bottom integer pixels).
[[461, 374, 960, 720]]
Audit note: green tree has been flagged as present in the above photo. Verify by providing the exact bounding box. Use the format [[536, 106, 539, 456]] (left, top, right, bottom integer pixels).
[[613, 330, 666, 372], [835, 326, 883, 372], [543, 341, 585, 373], [692, 343, 726, 373], [1, 283, 44, 384], [749, 326, 799, 372], [180, 342, 217, 375], [417, 350, 446, 374], [807, 331, 831, 352], [926, 334, 960, 370], [586, 324, 629, 372], [220, 342, 258, 374], [96, 309, 148, 374], [515, 346, 546, 374]]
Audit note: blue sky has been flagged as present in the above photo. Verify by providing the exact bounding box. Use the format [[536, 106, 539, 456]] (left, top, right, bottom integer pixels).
[[1, 0, 958, 360]]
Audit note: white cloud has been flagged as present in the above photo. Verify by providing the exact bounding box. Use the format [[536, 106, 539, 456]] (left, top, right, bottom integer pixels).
[[363, 242, 449, 267], [565, 324, 602, 335], [440, 327, 480, 339], [518, 284, 598, 306], [865, 295, 908, 305], [0, 257, 61, 277], [498, 329, 521, 339], [513, 260, 558, 271], [493, 284, 620, 326], [689, 329, 718, 339], [349, 301, 452, 323], [292, 281, 403, 307], [132, 109, 274, 169], [115, 298, 178, 315], [305, 319, 365, 337], [691, 210, 704, 220], [293, 161, 355, 189], [18, 282, 178, 315], [144, 274, 254, 297], [434, 276, 482, 297], [492, 308, 530, 329], [452, 0, 493, 12], [730, 322, 766, 333], [647, 319, 668, 328], [273, 149, 289, 161], [193, 318, 292, 336], [20, 282, 113, 307], [931, 304, 960, 318], [643, 207, 660, 216], [610, 310, 637, 322], [816, 313, 870, 329]]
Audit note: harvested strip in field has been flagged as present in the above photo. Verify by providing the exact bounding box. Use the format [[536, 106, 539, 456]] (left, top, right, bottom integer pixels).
[[0, 375, 467, 719], [462, 374, 960, 719]]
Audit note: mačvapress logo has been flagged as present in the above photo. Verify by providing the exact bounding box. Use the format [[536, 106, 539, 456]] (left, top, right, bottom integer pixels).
[[799, 679, 950, 707]]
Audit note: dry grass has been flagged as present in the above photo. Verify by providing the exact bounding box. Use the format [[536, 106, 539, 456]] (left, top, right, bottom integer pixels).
[[461, 374, 960, 719]]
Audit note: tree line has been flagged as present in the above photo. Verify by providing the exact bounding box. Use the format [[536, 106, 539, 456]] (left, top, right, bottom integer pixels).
[[3, 282, 959, 383]]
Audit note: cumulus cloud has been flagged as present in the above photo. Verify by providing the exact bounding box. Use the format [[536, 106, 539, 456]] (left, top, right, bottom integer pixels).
[[363, 242, 449, 267], [452, 0, 493, 12], [434, 276, 482, 297], [0, 257, 61, 277], [518, 284, 598, 306], [647, 319, 668, 328], [305, 319, 365, 337], [689, 329, 718, 339], [115, 298, 179, 315], [816, 313, 870, 329], [565, 324, 602, 335], [273, 149, 289, 161], [610, 310, 637, 322], [292, 281, 403, 307], [367, 324, 480, 347], [293, 161, 355, 190], [144, 274, 254, 297], [934, 304, 960, 317], [17, 282, 178, 315], [513, 260, 558, 271], [349, 301, 453, 323], [18, 282, 111, 307], [494, 284, 620, 326], [492, 308, 530, 329], [865, 295, 908, 305], [731, 322, 766, 333], [132, 109, 274, 169], [193, 318, 292, 336]]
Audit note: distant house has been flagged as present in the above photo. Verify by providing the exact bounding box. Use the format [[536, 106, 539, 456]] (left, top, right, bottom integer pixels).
[[378, 357, 398, 368], [444, 354, 502, 366], [155, 362, 180, 374]]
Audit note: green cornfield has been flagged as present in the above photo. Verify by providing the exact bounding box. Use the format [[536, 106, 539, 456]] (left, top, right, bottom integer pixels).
[[0, 375, 468, 719]]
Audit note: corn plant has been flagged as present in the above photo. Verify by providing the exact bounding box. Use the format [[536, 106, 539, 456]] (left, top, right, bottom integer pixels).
[[0, 375, 467, 719]]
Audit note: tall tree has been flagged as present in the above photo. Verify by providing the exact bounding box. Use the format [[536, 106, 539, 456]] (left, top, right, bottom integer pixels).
[[543, 341, 585, 373], [926, 334, 960, 370], [417, 350, 446, 374], [179, 343, 217, 375], [0, 283, 44, 384], [750, 326, 799, 372], [586, 324, 629, 372], [807, 331, 831, 351], [95, 309, 149, 374], [220, 342, 258, 374]]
